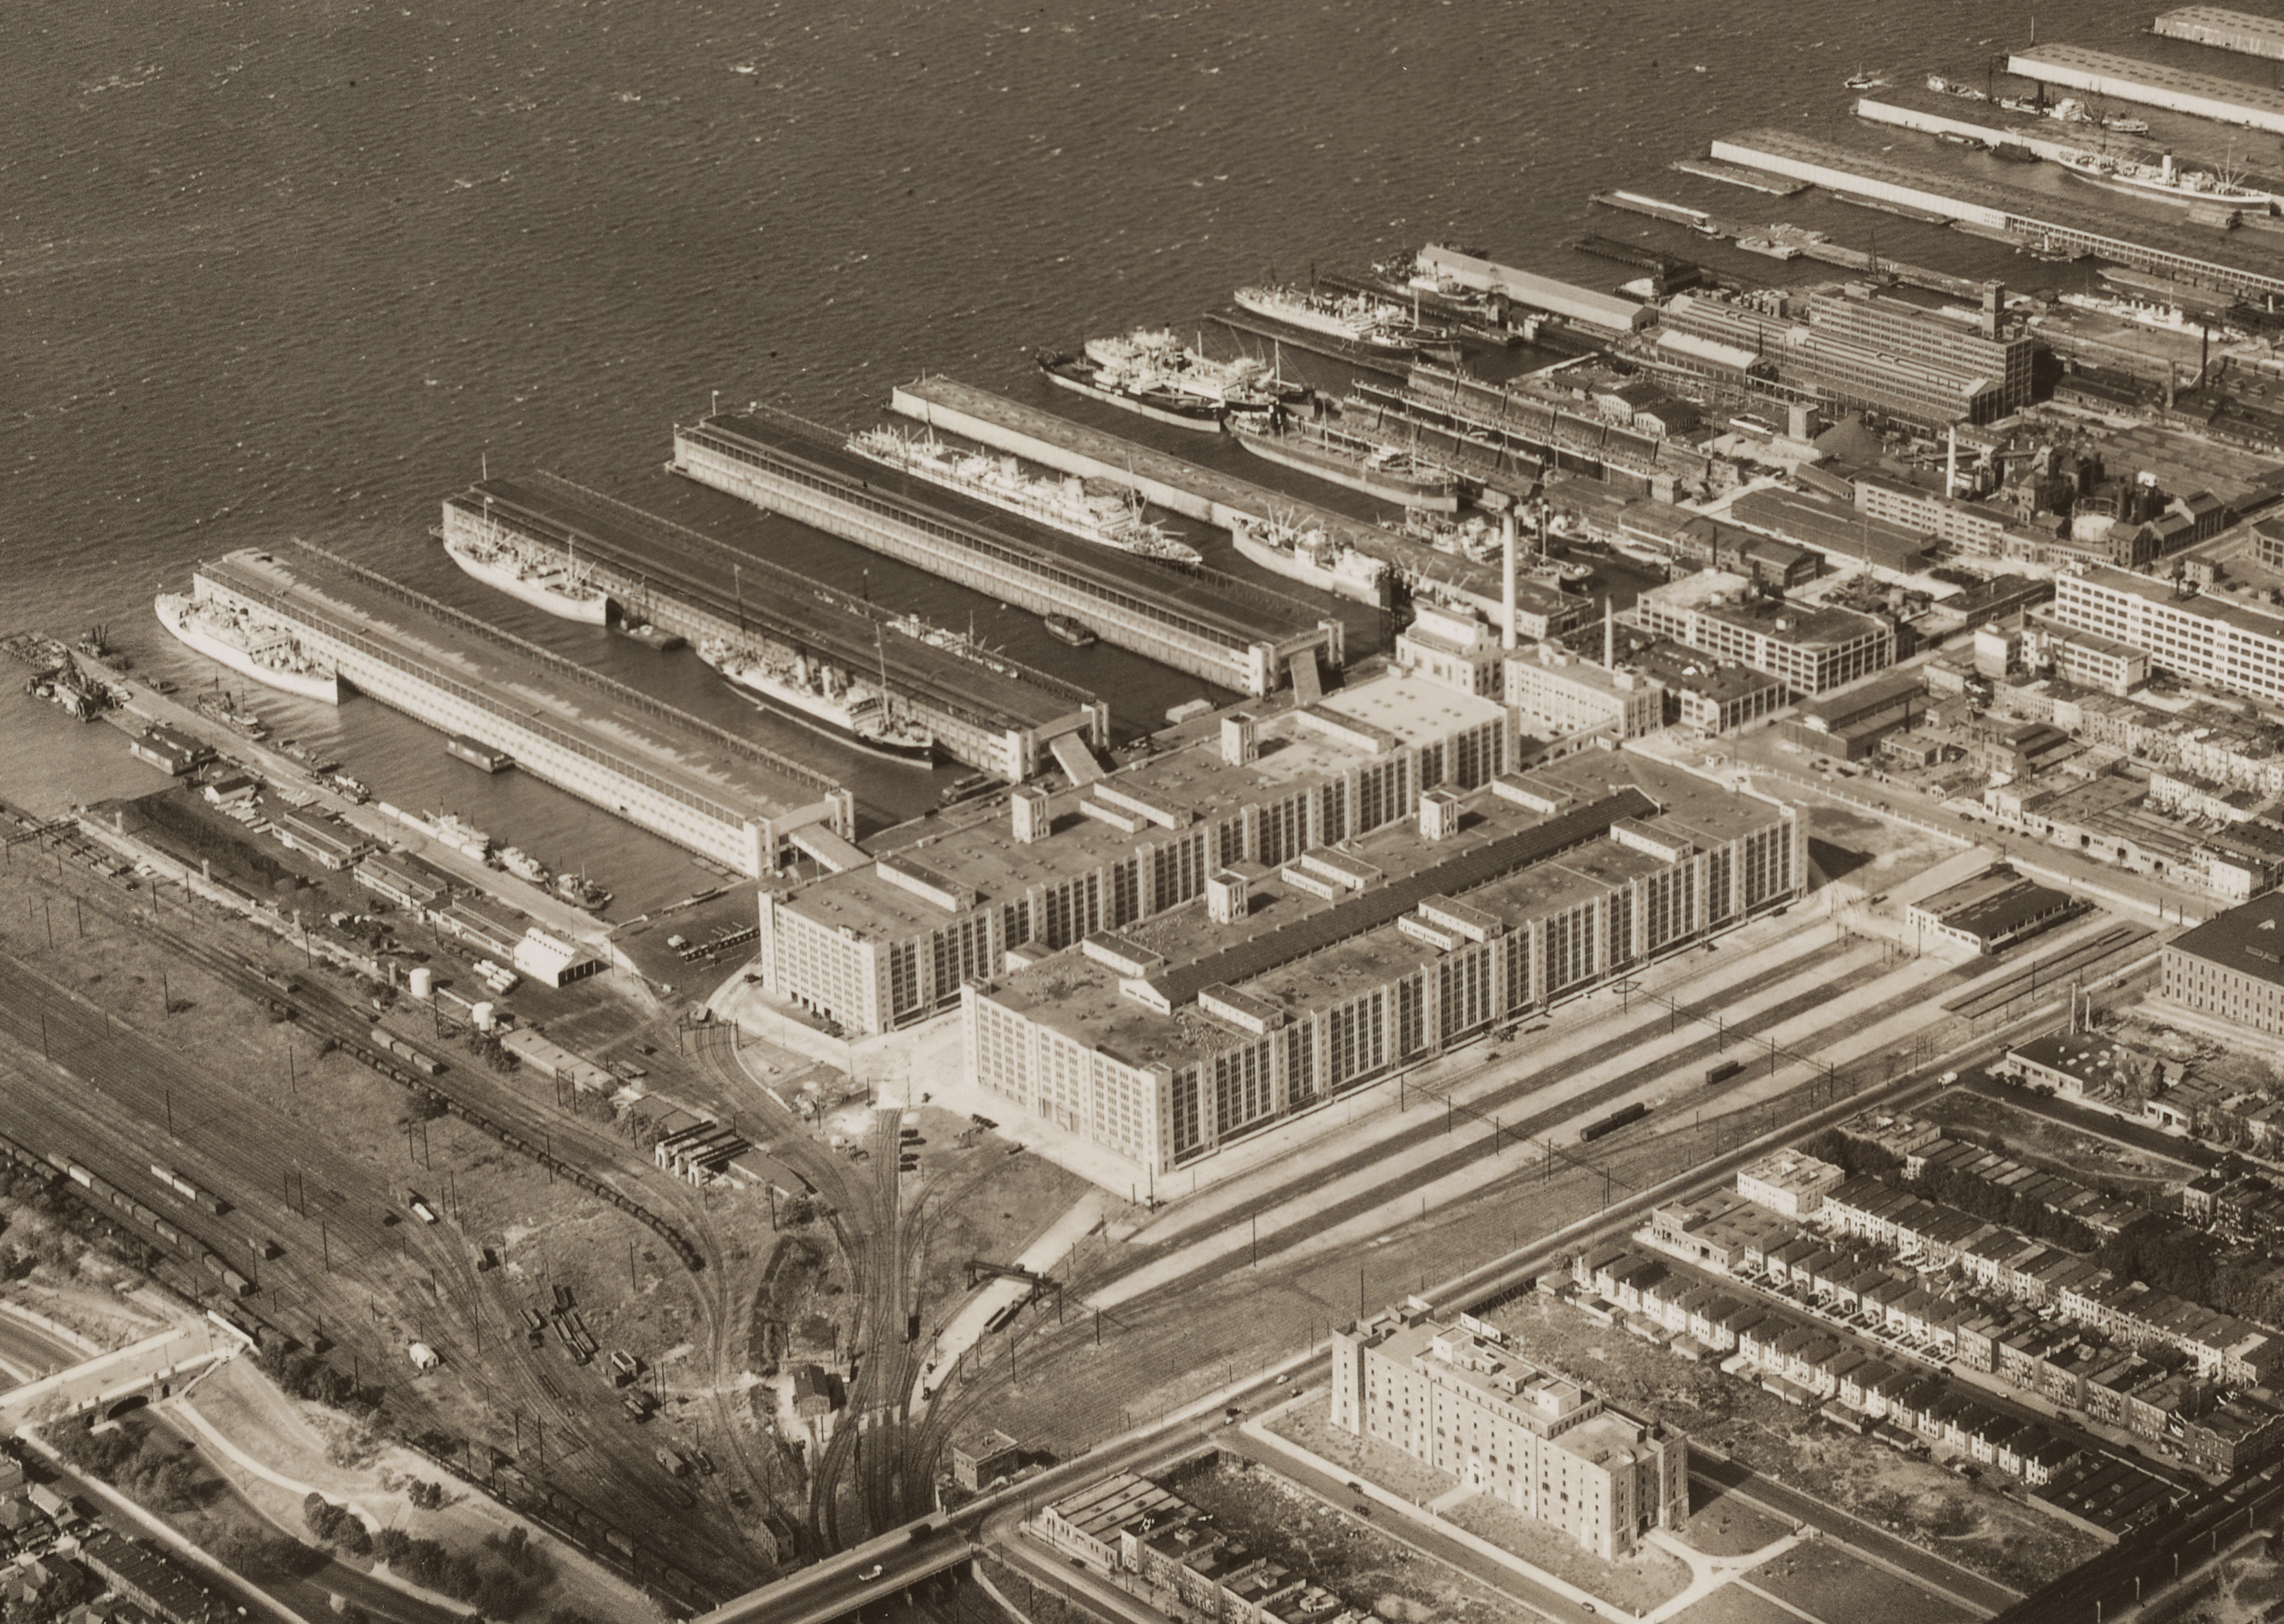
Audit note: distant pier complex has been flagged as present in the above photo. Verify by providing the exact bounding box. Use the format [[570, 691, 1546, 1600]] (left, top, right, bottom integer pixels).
[[440, 475, 1106, 784], [2153, 6, 2284, 60], [191, 545, 853, 876], [2011, 43, 2284, 134], [671, 408, 1345, 699]]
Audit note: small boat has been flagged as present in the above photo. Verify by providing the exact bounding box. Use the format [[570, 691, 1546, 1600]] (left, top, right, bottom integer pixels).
[[1843, 71, 1883, 91], [1043, 615, 1098, 648], [446, 735, 514, 773], [554, 869, 611, 910], [497, 846, 547, 884]]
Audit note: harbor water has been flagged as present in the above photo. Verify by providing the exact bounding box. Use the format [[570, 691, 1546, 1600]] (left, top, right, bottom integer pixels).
[[0, 0, 2194, 913]]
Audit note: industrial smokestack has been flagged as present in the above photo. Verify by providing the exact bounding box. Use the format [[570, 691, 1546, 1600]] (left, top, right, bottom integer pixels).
[[1946, 425, 1958, 499], [1502, 511, 1518, 651], [1604, 598, 1614, 668]]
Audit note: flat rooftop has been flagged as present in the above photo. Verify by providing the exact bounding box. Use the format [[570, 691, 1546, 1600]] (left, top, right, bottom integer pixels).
[[1717, 127, 2284, 293], [771, 672, 1504, 942], [1642, 569, 1891, 649], [2168, 891, 2284, 987], [200, 547, 837, 821], [462, 474, 1088, 730], [2013, 43, 2284, 121], [2072, 564, 2284, 640], [983, 752, 1788, 1069]]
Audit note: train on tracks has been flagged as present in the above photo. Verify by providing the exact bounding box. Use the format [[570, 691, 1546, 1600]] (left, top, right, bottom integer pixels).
[[0, 1130, 252, 1296]]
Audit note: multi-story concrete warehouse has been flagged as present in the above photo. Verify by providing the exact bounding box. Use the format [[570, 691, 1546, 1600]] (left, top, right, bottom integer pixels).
[[964, 748, 1802, 1179], [755, 672, 1513, 1037]]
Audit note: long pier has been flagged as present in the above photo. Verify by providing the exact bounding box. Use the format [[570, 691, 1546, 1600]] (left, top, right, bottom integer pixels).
[[443, 475, 1105, 783], [1710, 127, 2284, 301], [194, 546, 853, 877], [670, 408, 1345, 699], [886, 375, 1532, 617]]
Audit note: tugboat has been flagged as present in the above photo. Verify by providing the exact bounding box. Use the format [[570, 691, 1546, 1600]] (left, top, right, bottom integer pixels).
[[1043, 615, 1098, 648], [554, 869, 612, 911]]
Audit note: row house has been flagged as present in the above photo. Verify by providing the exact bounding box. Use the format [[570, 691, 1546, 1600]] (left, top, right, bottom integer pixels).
[[2183, 1395, 2284, 1476], [1646, 1194, 1798, 1273], [2180, 1170, 2284, 1242]]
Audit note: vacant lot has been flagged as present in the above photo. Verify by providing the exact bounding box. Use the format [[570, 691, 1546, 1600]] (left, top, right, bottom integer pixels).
[[1677, 1480, 1791, 1558], [1668, 1583, 1802, 1624], [1753, 1539, 1976, 1624], [1443, 1490, 1689, 1614], [1170, 1457, 1518, 1624], [1922, 1088, 2197, 1194]]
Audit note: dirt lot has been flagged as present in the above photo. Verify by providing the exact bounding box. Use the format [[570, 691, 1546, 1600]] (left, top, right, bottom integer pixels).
[[1166, 1456, 1520, 1624], [1754, 1539, 1976, 1624], [1266, 1400, 1460, 1506], [1480, 1294, 2104, 1594], [1800, 803, 1961, 893], [1669, 1584, 1807, 1624], [1920, 1089, 2199, 1194], [1443, 1490, 1689, 1614], [1676, 1479, 1791, 1558]]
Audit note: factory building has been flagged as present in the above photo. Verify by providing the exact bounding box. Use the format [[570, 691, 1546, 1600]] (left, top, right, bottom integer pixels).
[[2164, 893, 2284, 1037], [1502, 644, 1665, 740], [2046, 567, 2284, 708], [1627, 571, 1895, 695], [1330, 1309, 1688, 1560], [963, 752, 1803, 1179], [1662, 286, 2031, 428], [757, 673, 1513, 1037]]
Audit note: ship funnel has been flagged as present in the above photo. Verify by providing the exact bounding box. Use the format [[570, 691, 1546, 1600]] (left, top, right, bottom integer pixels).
[[1501, 512, 1518, 651]]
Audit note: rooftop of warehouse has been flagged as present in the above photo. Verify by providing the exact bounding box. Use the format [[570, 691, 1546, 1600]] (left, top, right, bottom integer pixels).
[[767, 673, 1505, 938], [1639, 569, 1893, 648], [2168, 892, 2284, 987], [980, 753, 1789, 1066]]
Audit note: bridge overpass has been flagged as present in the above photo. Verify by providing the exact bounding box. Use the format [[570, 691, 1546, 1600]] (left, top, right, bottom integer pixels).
[[693, 1515, 976, 1624]]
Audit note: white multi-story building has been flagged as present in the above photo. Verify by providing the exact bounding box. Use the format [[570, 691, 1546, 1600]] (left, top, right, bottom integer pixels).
[[1330, 1310, 1688, 1559], [1503, 644, 1665, 739], [2047, 567, 2284, 706], [1629, 571, 1894, 695]]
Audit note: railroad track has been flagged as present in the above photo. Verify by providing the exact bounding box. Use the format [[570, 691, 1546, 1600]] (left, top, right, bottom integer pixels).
[[1942, 923, 2156, 1020]]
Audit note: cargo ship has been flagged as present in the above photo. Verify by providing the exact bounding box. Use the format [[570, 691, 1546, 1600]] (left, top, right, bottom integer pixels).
[[2055, 149, 2280, 210], [1036, 352, 1226, 431], [1226, 414, 1461, 512], [439, 524, 611, 624], [695, 637, 936, 765], [1228, 512, 1390, 605], [1232, 284, 1422, 354], [193, 690, 269, 739], [848, 428, 1203, 564], [155, 592, 341, 704], [1080, 328, 1303, 415]]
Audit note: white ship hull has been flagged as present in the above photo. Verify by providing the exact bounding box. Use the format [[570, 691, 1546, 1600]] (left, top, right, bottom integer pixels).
[[848, 434, 1202, 565], [154, 595, 341, 704], [2056, 153, 2279, 209], [1231, 534, 1388, 606], [443, 533, 611, 624], [1232, 288, 1416, 352], [700, 646, 935, 766]]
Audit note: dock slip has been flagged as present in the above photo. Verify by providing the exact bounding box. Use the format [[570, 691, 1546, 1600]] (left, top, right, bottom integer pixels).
[[197, 545, 852, 877], [671, 407, 1345, 699], [446, 473, 1104, 783], [887, 375, 1509, 613]]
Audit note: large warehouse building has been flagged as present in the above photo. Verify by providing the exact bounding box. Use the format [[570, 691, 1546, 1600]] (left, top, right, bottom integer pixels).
[[964, 750, 1803, 1180], [755, 672, 1513, 1036], [2164, 893, 2284, 1037]]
